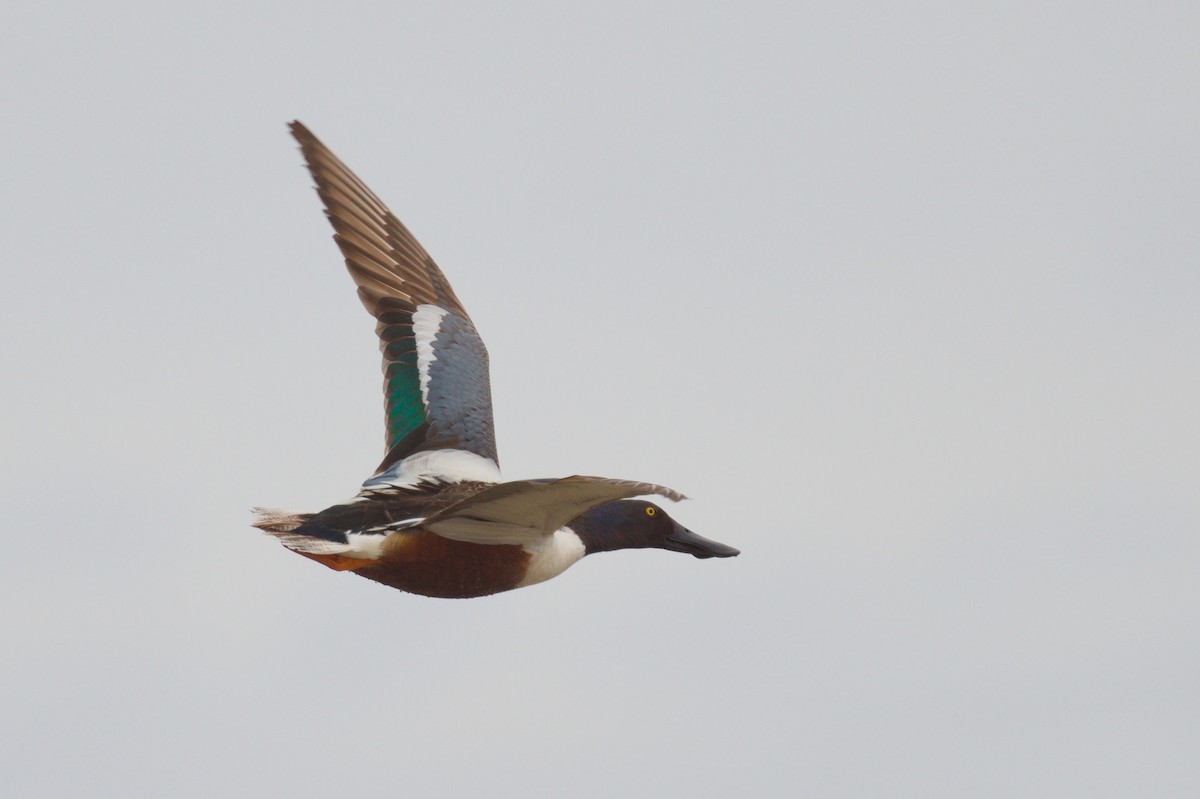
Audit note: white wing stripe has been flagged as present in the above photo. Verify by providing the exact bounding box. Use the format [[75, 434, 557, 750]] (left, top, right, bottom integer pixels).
[[363, 448, 502, 489], [412, 304, 448, 408]]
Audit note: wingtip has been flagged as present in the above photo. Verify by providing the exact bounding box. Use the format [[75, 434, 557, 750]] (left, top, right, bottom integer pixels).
[[566, 475, 688, 503], [288, 119, 316, 147]]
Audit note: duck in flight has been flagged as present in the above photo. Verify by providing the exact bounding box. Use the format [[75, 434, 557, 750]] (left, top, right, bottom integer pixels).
[[253, 122, 739, 598]]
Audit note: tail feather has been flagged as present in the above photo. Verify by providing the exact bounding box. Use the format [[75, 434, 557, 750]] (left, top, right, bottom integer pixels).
[[250, 507, 308, 533], [251, 507, 352, 555]]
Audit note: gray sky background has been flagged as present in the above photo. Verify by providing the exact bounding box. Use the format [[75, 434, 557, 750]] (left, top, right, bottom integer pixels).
[[3, 2, 1197, 796]]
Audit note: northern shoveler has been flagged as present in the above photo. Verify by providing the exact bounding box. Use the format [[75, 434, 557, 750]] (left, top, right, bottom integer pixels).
[[252, 122, 739, 599]]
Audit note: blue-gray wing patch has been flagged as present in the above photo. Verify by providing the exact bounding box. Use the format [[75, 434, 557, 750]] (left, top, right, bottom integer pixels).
[[423, 310, 497, 460]]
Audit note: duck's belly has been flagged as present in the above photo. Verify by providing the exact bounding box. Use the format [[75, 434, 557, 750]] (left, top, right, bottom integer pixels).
[[354, 530, 532, 599]]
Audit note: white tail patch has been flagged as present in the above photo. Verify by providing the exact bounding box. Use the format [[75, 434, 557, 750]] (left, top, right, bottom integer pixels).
[[250, 508, 389, 559], [269, 532, 357, 555], [251, 507, 349, 554]]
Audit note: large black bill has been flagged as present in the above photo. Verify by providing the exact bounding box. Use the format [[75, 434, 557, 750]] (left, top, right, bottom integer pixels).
[[662, 523, 741, 559]]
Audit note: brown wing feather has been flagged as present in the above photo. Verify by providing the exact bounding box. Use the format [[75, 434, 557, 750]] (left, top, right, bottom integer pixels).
[[288, 120, 470, 319], [421, 476, 688, 545]]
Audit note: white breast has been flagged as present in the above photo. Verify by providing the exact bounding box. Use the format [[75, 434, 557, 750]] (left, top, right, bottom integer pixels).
[[517, 527, 586, 588]]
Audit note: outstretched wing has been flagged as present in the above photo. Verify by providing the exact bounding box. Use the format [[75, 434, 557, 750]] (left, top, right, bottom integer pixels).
[[420, 475, 687, 545], [290, 121, 500, 488]]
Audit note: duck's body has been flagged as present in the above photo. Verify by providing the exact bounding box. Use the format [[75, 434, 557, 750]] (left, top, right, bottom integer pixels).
[[253, 122, 738, 598], [257, 481, 588, 598]]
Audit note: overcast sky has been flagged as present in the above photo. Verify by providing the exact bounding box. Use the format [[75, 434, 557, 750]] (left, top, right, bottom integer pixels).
[[3, 2, 1198, 796]]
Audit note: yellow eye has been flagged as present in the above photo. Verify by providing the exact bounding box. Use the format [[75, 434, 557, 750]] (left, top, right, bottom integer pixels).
[[645, 507, 656, 517]]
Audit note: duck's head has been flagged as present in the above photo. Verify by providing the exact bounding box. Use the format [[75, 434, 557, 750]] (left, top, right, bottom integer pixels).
[[572, 500, 740, 559]]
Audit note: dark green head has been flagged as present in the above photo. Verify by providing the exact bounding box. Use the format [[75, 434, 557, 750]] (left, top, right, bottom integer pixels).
[[572, 500, 740, 559]]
